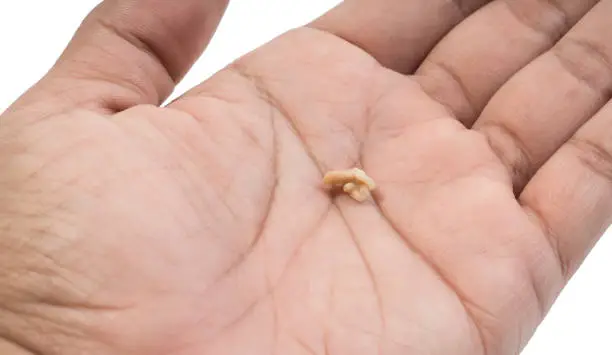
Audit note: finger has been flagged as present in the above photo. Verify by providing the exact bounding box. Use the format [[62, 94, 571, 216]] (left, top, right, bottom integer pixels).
[[520, 100, 612, 279], [415, 0, 599, 125], [8, 0, 228, 116], [473, 0, 612, 192], [310, 0, 493, 74]]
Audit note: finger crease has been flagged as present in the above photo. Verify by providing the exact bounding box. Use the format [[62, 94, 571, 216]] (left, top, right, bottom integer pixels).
[[96, 19, 176, 85], [420, 59, 478, 125], [503, 0, 569, 44], [477, 121, 534, 194], [568, 136, 612, 185], [552, 37, 612, 99]]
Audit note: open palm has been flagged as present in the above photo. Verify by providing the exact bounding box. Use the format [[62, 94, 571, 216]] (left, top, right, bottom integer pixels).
[[2, 1, 611, 354]]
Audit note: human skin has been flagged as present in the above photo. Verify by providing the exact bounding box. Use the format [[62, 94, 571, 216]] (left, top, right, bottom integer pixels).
[[1, 0, 611, 354]]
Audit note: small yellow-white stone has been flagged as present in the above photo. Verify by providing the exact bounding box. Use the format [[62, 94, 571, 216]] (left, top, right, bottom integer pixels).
[[323, 168, 376, 202]]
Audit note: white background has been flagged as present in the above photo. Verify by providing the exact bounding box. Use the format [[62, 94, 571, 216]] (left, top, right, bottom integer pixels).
[[1, 1, 611, 354]]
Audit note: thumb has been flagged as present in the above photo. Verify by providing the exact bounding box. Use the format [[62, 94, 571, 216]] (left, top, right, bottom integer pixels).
[[8, 0, 228, 116]]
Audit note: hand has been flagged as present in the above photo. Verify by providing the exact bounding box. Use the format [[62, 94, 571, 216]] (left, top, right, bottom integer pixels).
[[1, 0, 610, 354]]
